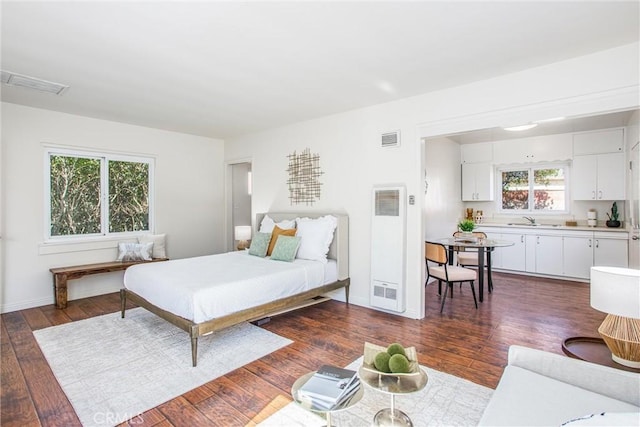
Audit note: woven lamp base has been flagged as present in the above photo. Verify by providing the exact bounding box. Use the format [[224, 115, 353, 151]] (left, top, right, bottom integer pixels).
[[598, 314, 640, 368]]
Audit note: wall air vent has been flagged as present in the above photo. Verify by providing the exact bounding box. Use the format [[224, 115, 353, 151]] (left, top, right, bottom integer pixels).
[[0, 70, 68, 95], [381, 130, 400, 148]]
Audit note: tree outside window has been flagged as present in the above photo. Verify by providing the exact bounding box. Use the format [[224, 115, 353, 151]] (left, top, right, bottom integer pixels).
[[48, 151, 152, 238], [500, 165, 567, 212]]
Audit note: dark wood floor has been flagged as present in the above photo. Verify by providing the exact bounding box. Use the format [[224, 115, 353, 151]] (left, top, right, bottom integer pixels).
[[1, 272, 604, 427]]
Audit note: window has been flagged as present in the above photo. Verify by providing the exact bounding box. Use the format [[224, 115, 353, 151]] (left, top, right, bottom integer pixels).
[[499, 164, 568, 213], [47, 149, 153, 239]]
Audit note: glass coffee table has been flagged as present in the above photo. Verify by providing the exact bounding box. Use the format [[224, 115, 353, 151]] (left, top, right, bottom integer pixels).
[[291, 371, 364, 427], [357, 365, 428, 427]]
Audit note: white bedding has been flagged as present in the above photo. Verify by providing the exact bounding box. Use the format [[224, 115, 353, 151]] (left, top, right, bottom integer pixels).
[[124, 251, 336, 323]]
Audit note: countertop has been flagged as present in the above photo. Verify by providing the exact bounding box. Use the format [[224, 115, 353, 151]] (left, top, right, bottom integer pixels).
[[476, 223, 630, 233]]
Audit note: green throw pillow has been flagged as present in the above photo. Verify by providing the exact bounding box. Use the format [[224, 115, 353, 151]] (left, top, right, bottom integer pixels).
[[248, 232, 271, 257], [270, 235, 302, 262]]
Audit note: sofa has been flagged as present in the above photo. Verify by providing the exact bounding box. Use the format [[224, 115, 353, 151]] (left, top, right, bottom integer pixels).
[[479, 345, 640, 426]]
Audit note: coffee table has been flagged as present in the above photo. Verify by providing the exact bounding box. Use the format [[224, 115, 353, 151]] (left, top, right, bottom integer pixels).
[[291, 371, 364, 427], [357, 365, 428, 427]]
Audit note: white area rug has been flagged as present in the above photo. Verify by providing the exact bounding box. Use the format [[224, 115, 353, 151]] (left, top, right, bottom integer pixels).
[[260, 358, 493, 427], [34, 307, 292, 427]]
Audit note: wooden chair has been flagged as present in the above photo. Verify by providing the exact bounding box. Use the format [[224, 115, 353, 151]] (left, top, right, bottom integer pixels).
[[453, 231, 494, 293], [425, 241, 478, 313]]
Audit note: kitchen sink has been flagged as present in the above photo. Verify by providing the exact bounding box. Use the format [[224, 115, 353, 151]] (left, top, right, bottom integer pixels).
[[506, 223, 561, 227]]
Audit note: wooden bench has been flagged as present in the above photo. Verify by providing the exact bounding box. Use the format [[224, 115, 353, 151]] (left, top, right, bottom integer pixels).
[[50, 258, 168, 309]]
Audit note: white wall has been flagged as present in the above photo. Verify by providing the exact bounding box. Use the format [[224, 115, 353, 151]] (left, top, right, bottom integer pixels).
[[424, 137, 463, 240], [225, 42, 639, 320], [1, 103, 226, 313]]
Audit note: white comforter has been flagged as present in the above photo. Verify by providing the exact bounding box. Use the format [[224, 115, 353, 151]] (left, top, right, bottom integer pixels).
[[124, 251, 330, 323]]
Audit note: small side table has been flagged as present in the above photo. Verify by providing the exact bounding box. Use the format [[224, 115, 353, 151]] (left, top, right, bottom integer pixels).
[[357, 365, 428, 427], [562, 336, 640, 373], [291, 371, 363, 427]]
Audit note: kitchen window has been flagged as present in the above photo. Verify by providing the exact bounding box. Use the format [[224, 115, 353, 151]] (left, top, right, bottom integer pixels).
[[499, 164, 568, 213], [46, 148, 154, 240]]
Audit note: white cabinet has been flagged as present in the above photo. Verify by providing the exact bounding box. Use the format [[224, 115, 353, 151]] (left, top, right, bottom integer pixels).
[[493, 134, 572, 164], [562, 232, 628, 279], [534, 234, 564, 276], [479, 226, 628, 280], [462, 162, 494, 201], [572, 152, 625, 200], [483, 231, 502, 267], [593, 233, 628, 268], [562, 235, 594, 279], [499, 232, 527, 271], [477, 228, 526, 271], [461, 142, 493, 164], [573, 128, 624, 155]]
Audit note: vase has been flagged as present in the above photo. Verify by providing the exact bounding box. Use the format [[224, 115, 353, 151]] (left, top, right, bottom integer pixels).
[[606, 220, 621, 228]]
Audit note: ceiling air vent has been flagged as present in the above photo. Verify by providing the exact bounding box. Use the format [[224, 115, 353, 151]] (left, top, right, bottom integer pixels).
[[381, 130, 400, 148], [0, 70, 68, 95]]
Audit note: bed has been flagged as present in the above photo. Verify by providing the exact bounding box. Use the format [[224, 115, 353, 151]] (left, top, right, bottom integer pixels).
[[120, 212, 349, 366]]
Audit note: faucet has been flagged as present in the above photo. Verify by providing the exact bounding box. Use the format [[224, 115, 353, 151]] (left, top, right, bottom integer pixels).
[[523, 216, 536, 225]]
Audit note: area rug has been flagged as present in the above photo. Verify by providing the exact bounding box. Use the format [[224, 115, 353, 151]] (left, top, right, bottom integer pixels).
[[33, 307, 292, 427], [259, 358, 493, 427]]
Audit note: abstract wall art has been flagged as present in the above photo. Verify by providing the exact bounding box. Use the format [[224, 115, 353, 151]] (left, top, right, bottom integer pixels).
[[286, 148, 323, 205]]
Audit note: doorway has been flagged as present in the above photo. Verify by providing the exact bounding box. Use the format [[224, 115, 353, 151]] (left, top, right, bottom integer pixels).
[[230, 162, 252, 250]]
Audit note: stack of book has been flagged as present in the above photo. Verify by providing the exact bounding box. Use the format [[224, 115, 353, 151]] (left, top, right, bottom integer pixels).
[[297, 365, 360, 411]]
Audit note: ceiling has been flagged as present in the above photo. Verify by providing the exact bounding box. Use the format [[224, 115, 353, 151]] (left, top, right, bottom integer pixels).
[[1, 1, 639, 139], [446, 109, 639, 145]]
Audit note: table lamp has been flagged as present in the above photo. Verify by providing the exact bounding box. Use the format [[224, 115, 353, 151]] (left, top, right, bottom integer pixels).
[[590, 266, 640, 368], [234, 226, 252, 251]]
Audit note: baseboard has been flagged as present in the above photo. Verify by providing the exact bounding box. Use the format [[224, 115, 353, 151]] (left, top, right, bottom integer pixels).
[[1, 296, 53, 314]]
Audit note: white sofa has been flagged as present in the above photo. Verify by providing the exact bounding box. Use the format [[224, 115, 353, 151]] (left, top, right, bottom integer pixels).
[[479, 345, 640, 426]]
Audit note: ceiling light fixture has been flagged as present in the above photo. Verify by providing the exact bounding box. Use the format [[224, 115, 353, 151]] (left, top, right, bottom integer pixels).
[[535, 116, 566, 123], [0, 70, 68, 95], [503, 123, 538, 132]]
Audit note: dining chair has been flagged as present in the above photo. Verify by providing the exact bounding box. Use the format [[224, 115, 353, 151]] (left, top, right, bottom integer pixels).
[[425, 241, 478, 313], [452, 231, 494, 293]]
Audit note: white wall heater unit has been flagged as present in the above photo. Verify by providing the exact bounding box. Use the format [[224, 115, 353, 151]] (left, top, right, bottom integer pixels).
[[370, 185, 406, 312]]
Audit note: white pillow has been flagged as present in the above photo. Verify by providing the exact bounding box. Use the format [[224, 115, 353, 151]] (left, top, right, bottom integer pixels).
[[259, 215, 296, 233], [138, 234, 167, 258], [295, 215, 338, 263], [116, 242, 153, 262]]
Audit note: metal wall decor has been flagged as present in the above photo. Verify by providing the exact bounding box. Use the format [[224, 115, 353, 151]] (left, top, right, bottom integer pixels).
[[286, 148, 323, 205]]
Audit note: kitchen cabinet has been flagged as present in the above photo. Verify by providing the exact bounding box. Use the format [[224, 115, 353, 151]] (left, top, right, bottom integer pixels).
[[562, 234, 594, 279], [562, 232, 628, 279], [476, 228, 526, 271], [572, 152, 625, 200], [461, 162, 494, 201], [483, 231, 502, 267], [498, 232, 526, 271], [493, 134, 572, 164], [461, 142, 493, 164], [532, 234, 563, 276], [593, 233, 628, 268], [573, 128, 624, 155], [479, 226, 629, 280]]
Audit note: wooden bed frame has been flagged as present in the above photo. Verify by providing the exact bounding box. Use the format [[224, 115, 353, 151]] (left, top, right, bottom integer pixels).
[[120, 212, 349, 367]]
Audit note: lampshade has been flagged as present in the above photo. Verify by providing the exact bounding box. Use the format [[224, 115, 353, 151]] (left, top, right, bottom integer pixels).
[[590, 266, 640, 319], [234, 225, 252, 241]]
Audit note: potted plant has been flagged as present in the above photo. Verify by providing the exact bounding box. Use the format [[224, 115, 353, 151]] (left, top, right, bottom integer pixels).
[[606, 202, 621, 228], [458, 219, 476, 234]]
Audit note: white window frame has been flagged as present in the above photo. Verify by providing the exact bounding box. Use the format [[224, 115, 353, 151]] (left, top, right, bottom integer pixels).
[[497, 162, 570, 215], [45, 147, 155, 241]]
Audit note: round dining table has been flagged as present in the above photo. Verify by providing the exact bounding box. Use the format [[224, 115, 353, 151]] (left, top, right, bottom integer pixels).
[[436, 237, 514, 302]]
